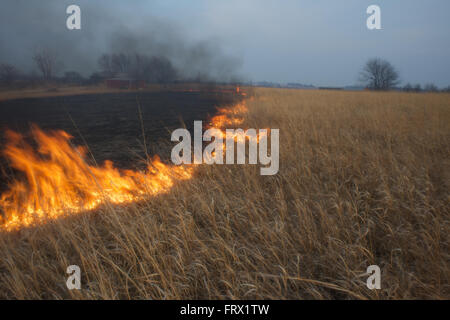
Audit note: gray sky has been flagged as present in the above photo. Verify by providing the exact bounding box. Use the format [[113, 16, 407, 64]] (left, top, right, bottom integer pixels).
[[1, 0, 449, 86]]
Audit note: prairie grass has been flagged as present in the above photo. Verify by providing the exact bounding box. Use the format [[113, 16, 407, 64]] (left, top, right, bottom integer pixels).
[[0, 88, 449, 299]]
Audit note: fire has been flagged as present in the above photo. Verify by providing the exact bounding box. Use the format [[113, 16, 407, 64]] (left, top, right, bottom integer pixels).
[[209, 101, 267, 143], [0, 126, 193, 231], [210, 103, 248, 127], [0, 99, 250, 231]]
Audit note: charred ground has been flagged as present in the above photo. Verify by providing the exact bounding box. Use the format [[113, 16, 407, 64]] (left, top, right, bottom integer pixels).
[[0, 91, 238, 193]]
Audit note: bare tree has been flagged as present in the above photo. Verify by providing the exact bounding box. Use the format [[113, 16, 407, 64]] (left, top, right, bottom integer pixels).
[[111, 53, 132, 74], [100, 52, 178, 83], [129, 53, 147, 80], [98, 54, 113, 77], [0, 64, 19, 86], [403, 83, 413, 92], [33, 48, 59, 81], [424, 83, 438, 93], [413, 84, 422, 93], [360, 58, 399, 91], [146, 56, 177, 83], [63, 71, 84, 85]]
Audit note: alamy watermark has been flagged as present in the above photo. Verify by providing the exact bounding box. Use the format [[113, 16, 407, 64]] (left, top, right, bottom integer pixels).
[[366, 265, 381, 290], [66, 265, 81, 290], [171, 121, 279, 176], [65, 5, 382, 31], [66, 5, 81, 30], [367, 5, 382, 30]]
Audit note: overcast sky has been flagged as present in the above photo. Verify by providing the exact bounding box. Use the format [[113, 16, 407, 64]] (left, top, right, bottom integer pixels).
[[1, 0, 449, 86]]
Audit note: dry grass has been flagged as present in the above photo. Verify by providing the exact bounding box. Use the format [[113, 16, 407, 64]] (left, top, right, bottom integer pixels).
[[0, 88, 449, 299]]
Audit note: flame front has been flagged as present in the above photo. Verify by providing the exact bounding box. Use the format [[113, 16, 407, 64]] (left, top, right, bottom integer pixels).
[[0, 98, 249, 231], [0, 127, 193, 231]]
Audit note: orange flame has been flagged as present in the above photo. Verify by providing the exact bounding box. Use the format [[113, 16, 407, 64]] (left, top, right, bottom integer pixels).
[[209, 101, 267, 143], [0, 100, 250, 231]]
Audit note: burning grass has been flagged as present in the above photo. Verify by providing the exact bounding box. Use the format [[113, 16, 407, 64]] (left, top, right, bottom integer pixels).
[[0, 99, 248, 231], [0, 88, 449, 299], [0, 125, 194, 230]]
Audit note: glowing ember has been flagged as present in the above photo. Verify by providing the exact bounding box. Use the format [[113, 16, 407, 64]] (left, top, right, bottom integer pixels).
[[0, 99, 249, 231]]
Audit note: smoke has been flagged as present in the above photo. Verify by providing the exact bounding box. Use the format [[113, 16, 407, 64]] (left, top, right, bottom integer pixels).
[[0, 0, 243, 82]]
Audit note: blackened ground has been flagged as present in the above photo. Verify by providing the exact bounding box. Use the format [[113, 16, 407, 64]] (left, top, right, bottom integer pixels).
[[0, 91, 238, 192]]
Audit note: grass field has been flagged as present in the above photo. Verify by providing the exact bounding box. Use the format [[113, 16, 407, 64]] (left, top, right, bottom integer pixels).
[[0, 88, 448, 299]]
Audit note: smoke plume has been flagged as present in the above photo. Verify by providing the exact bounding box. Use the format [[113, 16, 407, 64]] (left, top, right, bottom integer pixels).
[[0, 0, 243, 82]]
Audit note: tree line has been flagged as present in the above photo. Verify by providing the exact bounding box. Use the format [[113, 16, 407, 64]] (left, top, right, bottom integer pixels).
[[0, 48, 180, 88], [359, 58, 449, 92], [0, 51, 449, 92], [96, 53, 177, 83]]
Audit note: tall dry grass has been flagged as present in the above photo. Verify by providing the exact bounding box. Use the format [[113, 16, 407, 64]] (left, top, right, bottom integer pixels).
[[0, 88, 449, 299]]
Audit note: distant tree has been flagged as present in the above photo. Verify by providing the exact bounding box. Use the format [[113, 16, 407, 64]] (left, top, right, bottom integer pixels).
[[98, 54, 114, 77], [33, 48, 60, 81], [413, 84, 422, 93], [403, 83, 413, 92], [442, 86, 450, 93], [424, 83, 439, 93], [111, 53, 132, 74], [129, 53, 148, 80], [88, 72, 104, 85], [98, 52, 178, 83], [129, 53, 177, 83], [0, 64, 19, 86], [146, 56, 177, 83], [63, 71, 84, 85], [360, 58, 400, 91]]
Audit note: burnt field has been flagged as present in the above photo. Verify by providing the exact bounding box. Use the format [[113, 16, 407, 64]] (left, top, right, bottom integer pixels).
[[0, 91, 238, 192]]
